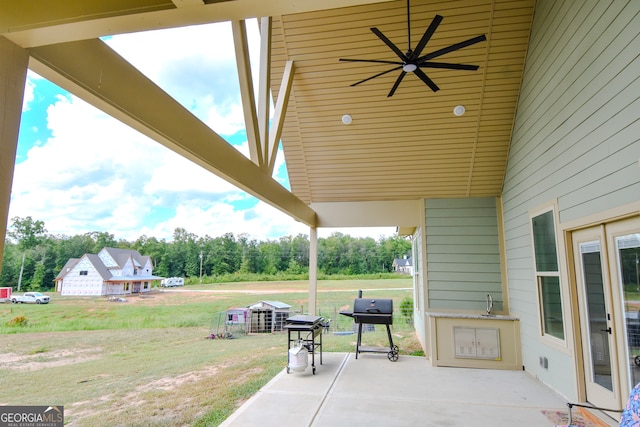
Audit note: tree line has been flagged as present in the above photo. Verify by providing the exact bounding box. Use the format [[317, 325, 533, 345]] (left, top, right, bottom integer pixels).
[[1, 216, 412, 291]]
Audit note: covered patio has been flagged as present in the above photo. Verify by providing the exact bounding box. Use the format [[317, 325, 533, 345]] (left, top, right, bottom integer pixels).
[[221, 352, 604, 427], [1, 1, 639, 425]]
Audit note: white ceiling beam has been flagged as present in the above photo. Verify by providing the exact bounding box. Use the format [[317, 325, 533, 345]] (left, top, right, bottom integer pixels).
[[311, 200, 422, 228], [232, 19, 262, 167], [267, 60, 295, 175], [258, 16, 272, 169], [3, 0, 394, 48], [171, 0, 205, 7], [0, 37, 29, 264], [27, 38, 316, 226]]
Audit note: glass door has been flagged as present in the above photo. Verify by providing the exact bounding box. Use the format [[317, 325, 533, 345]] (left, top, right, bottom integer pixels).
[[573, 226, 620, 410], [606, 217, 640, 394]]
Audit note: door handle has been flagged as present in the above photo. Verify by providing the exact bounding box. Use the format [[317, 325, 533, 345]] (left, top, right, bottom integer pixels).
[[600, 327, 612, 334]]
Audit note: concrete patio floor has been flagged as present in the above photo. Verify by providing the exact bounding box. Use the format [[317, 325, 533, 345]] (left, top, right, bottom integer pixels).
[[219, 352, 609, 427]]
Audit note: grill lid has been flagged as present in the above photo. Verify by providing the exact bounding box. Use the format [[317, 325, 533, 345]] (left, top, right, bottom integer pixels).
[[353, 298, 393, 314]]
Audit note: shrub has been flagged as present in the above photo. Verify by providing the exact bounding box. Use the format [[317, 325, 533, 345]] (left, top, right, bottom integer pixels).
[[8, 315, 28, 327], [399, 297, 413, 324]]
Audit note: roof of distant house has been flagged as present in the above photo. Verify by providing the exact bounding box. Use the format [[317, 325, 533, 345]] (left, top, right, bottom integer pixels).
[[393, 257, 413, 267], [102, 247, 150, 269], [55, 248, 160, 281], [55, 258, 80, 279]]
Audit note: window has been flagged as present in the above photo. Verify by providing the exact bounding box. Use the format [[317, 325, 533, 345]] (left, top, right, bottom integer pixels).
[[531, 209, 564, 340], [79, 270, 88, 276], [539, 276, 563, 339], [532, 211, 558, 271]]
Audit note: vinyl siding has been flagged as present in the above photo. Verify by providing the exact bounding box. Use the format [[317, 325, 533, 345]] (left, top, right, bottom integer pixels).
[[502, 0, 640, 401], [425, 198, 503, 311]]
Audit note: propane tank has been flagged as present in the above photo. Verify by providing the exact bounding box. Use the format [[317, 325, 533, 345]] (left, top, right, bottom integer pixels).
[[288, 340, 308, 372]]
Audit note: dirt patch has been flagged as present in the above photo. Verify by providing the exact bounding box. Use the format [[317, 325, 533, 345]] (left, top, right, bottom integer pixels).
[[108, 290, 221, 306], [127, 365, 223, 395], [105, 288, 308, 306], [0, 348, 102, 371], [65, 364, 230, 425]]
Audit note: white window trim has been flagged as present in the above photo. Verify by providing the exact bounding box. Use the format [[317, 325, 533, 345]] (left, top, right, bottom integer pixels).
[[529, 201, 570, 351]]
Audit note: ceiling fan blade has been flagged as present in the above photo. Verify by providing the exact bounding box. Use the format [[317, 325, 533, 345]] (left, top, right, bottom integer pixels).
[[388, 71, 407, 97], [350, 65, 403, 87], [419, 34, 487, 62], [339, 58, 403, 66], [414, 68, 439, 92], [371, 27, 408, 61], [411, 14, 443, 60], [419, 61, 480, 71]]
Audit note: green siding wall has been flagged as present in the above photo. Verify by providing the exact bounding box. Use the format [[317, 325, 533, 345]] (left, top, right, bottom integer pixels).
[[425, 198, 502, 311], [502, 0, 640, 400]]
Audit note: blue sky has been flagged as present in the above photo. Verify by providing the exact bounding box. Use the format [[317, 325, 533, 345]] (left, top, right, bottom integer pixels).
[[9, 21, 395, 242]]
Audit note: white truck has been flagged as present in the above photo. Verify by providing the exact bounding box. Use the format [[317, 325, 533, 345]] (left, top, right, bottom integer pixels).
[[11, 292, 50, 304], [161, 277, 185, 287]]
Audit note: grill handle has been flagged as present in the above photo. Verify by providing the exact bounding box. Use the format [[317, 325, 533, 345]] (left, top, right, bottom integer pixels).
[[366, 308, 381, 313]]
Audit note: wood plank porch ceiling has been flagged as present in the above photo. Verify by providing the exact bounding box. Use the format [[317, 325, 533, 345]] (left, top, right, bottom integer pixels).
[[0, 0, 535, 210], [271, 0, 535, 203]]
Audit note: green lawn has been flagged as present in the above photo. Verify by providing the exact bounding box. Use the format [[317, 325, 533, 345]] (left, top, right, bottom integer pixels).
[[0, 278, 418, 426]]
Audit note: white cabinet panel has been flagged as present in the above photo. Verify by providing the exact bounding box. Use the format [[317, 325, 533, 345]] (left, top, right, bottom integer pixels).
[[454, 327, 500, 360], [454, 327, 477, 357]]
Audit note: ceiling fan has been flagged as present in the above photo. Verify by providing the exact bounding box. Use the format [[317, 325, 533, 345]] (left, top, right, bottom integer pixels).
[[339, 0, 487, 97]]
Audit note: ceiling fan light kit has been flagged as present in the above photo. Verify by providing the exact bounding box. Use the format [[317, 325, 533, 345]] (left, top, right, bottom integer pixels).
[[402, 63, 417, 72], [339, 0, 487, 97]]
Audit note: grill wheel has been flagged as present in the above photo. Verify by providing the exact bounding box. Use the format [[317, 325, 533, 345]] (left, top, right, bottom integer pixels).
[[388, 345, 399, 361]]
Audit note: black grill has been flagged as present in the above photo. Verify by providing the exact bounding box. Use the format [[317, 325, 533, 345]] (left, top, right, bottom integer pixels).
[[340, 292, 399, 361], [352, 298, 394, 324]]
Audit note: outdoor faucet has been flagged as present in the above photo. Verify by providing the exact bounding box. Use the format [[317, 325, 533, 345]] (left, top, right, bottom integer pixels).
[[486, 294, 493, 315]]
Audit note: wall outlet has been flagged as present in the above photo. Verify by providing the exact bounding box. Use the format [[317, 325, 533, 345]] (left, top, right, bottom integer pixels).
[[539, 356, 548, 369]]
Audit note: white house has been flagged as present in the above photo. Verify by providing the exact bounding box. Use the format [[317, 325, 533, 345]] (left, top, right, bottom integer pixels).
[[55, 247, 163, 296], [392, 257, 413, 275]]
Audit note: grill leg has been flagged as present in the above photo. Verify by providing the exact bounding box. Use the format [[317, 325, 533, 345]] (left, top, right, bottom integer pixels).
[[385, 324, 394, 350], [386, 324, 399, 362], [356, 322, 363, 359]]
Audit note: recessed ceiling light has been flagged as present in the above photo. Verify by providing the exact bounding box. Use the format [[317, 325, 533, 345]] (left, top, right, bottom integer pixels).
[[453, 105, 465, 116], [342, 114, 353, 125]]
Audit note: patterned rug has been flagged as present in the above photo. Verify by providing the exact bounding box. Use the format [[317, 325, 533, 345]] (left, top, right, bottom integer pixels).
[[541, 408, 611, 427]]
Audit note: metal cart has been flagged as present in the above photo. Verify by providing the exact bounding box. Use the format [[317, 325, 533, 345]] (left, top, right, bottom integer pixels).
[[285, 315, 324, 374]]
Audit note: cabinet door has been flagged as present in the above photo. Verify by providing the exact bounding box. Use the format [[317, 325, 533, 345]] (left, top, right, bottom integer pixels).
[[454, 327, 476, 358], [476, 328, 500, 359]]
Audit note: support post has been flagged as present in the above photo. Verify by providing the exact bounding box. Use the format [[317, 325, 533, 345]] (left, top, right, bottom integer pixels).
[[0, 37, 29, 273], [308, 227, 318, 316]]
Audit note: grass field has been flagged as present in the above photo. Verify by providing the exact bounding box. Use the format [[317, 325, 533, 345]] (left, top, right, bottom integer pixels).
[[0, 278, 418, 426]]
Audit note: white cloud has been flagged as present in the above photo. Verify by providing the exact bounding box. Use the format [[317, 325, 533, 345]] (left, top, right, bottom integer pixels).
[[9, 21, 396, 243], [9, 90, 310, 241], [21, 77, 35, 112], [103, 20, 261, 137]]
